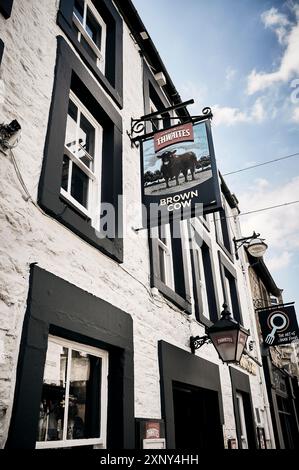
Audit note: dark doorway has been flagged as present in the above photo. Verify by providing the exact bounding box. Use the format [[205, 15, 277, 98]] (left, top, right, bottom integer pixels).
[[172, 382, 223, 450]]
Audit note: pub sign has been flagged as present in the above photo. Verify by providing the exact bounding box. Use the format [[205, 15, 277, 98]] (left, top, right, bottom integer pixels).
[[140, 120, 222, 228], [258, 304, 299, 347]]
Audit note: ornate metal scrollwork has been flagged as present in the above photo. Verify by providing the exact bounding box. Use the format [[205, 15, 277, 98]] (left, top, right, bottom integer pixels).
[[131, 119, 146, 136], [202, 107, 213, 118], [127, 105, 213, 146], [190, 335, 211, 354]]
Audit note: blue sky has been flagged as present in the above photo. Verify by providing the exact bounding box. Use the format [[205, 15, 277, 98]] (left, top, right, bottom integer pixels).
[[134, 0, 299, 312]]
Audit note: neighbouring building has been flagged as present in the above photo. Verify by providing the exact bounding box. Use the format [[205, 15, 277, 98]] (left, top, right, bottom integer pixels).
[[0, 0, 276, 450], [248, 255, 299, 448]]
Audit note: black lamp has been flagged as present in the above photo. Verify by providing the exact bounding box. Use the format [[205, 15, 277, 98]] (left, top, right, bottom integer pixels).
[[190, 304, 250, 364]]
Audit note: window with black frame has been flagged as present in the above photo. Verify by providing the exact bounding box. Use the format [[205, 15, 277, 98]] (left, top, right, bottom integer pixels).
[[36, 336, 108, 450], [219, 251, 243, 324], [61, 91, 103, 224], [150, 221, 191, 313], [143, 64, 172, 134], [0, 39, 4, 66], [38, 37, 123, 262], [214, 200, 232, 256], [73, 0, 106, 73], [57, 0, 123, 107], [189, 220, 219, 325]]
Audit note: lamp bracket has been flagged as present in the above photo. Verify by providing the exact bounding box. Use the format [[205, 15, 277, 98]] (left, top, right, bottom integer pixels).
[[190, 335, 211, 354], [128, 102, 213, 147]]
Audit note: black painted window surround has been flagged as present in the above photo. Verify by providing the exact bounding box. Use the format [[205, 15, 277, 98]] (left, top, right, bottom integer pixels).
[[150, 222, 192, 314], [214, 201, 233, 260], [189, 222, 220, 326], [38, 36, 123, 263], [6, 265, 134, 449], [0, 0, 13, 19], [57, 0, 123, 108], [0, 39, 4, 65], [218, 251, 243, 324], [143, 63, 171, 133]]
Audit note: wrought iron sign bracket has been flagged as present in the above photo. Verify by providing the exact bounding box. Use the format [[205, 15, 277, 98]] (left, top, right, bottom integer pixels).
[[127, 100, 213, 148], [190, 335, 211, 354]]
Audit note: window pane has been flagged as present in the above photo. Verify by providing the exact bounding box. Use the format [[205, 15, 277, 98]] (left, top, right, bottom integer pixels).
[[86, 7, 102, 50], [65, 100, 78, 154], [61, 155, 70, 192], [37, 342, 68, 442], [159, 246, 166, 284], [67, 350, 102, 440], [71, 164, 89, 208], [78, 113, 95, 169], [74, 0, 84, 24], [81, 35, 98, 63]]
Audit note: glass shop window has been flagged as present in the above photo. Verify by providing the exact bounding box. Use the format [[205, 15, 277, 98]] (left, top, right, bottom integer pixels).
[[73, 0, 107, 73], [61, 91, 103, 227], [36, 336, 108, 449]]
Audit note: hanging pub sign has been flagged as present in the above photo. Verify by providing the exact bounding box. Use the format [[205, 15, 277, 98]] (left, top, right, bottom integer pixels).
[[140, 120, 222, 228], [257, 303, 299, 347]]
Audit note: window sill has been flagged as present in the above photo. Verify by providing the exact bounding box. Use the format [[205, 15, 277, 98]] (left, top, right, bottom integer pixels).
[[152, 276, 192, 314], [36, 438, 104, 449], [40, 195, 123, 263]]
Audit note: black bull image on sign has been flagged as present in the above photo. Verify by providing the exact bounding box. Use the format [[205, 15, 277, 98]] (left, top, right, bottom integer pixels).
[[157, 150, 198, 189]]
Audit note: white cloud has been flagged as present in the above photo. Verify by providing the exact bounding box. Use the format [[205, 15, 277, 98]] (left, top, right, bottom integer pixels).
[[267, 251, 293, 272], [251, 97, 267, 122], [238, 176, 299, 257], [247, 6, 299, 95], [212, 105, 250, 126], [213, 97, 267, 126], [255, 178, 270, 190], [225, 67, 237, 82], [261, 7, 290, 44], [292, 107, 299, 122]]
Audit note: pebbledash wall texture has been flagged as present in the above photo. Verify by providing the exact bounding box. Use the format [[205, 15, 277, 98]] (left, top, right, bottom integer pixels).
[[0, 0, 274, 449]]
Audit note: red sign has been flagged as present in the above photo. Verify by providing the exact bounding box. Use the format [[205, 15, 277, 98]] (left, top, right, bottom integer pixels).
[[154, 123, 194, 153], [145, 422, 160, 439]]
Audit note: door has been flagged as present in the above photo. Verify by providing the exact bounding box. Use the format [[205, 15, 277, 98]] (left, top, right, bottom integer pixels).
[[172, 382, 223, 450]]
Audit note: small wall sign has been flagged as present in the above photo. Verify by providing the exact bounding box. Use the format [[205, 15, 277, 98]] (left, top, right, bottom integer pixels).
[[258, 303, 299, 347]]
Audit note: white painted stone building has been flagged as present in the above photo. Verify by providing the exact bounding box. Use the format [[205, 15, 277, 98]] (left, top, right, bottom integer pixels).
[[0, 0, 274, 449]]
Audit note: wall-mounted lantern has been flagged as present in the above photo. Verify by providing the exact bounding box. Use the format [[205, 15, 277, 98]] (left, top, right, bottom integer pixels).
[[233, 231, 268, 260], [190, 304, 250, 364]]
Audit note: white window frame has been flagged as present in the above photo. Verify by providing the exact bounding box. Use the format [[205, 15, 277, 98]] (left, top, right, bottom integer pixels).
[[215, 211, 224, 246], [155, 225, 175, 289], [194, 247, 209, 318], [236, 392, 249, 449], [73, 0, 107, 73], [61, 90, 102, 228], [36, 335, 109, 450], [224, 274, 233, 314]]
